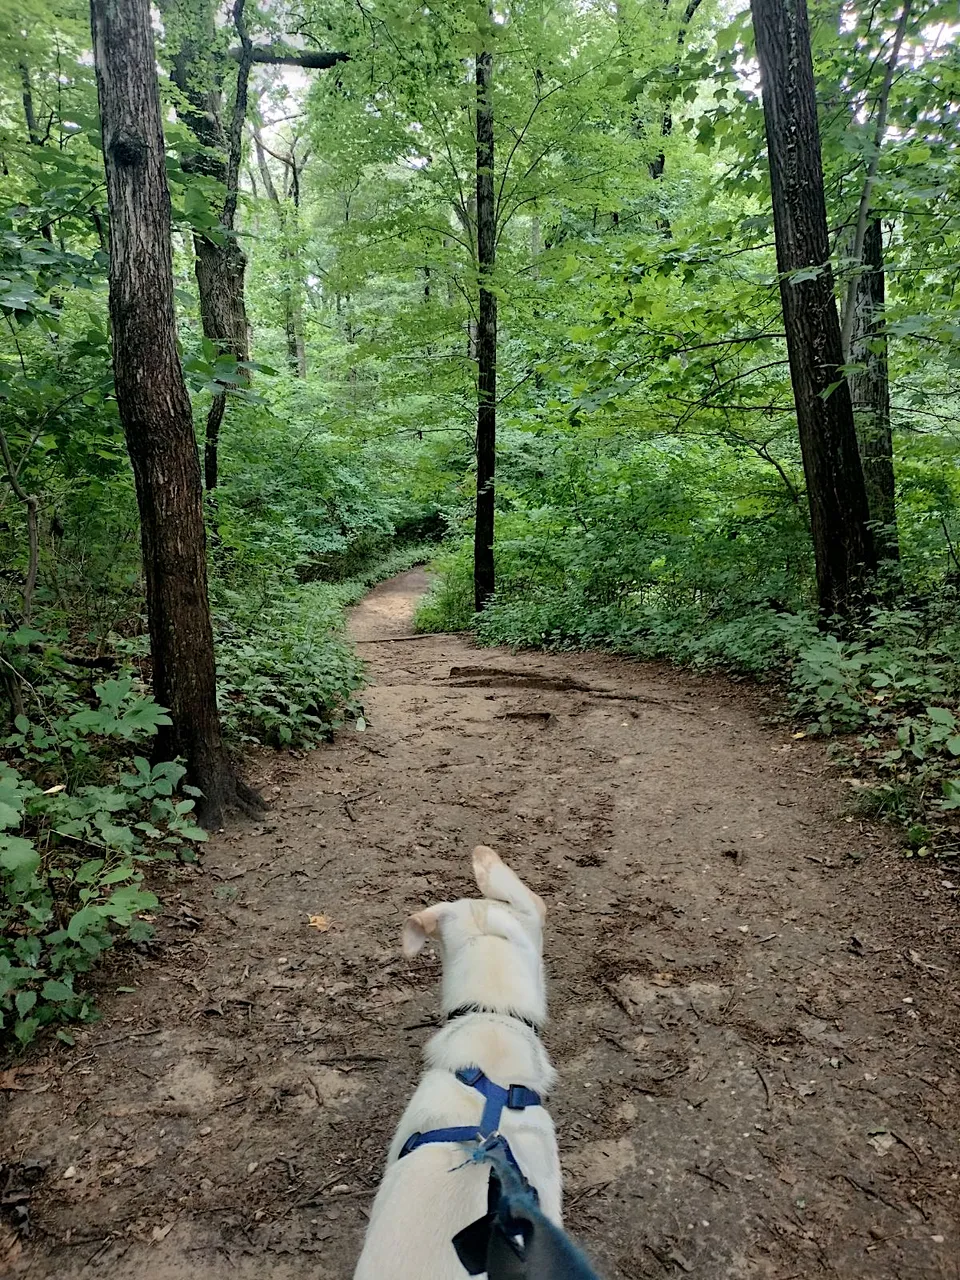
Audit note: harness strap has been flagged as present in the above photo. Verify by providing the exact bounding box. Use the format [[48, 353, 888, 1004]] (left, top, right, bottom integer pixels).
[[397, 1067, 542, 1180]]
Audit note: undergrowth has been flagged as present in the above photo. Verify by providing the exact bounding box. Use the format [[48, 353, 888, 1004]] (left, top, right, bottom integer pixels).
[[213, 541, 433, 748], [0, 628, 206, 1047]]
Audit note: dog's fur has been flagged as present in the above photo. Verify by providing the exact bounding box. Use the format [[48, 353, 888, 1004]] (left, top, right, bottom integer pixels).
[[352, 845, 561, 1280]]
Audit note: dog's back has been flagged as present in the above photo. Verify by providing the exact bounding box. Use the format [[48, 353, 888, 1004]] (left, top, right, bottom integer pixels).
[[355, 1143, 490, 1280], [352, 847, 562, 1279]]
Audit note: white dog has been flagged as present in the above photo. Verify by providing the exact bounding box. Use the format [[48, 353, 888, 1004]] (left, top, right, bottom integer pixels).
[[353, 845, 562, 1280]]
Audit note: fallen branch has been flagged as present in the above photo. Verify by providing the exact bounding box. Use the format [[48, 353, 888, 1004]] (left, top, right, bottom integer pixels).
[[353, 633, 450, 644], [445, 665, 696, 711]]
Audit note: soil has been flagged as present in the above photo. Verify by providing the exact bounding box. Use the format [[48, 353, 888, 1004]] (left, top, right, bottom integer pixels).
[[3, 567, 960, 1280]]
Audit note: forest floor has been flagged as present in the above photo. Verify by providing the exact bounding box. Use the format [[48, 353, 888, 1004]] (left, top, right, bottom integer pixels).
[[3, 568, 960, 1280]]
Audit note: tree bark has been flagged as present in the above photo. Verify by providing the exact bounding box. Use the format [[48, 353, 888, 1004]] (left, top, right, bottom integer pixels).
[[160, 0, 252, 493], [839, 0, 912, 362], [163, 1, 251, 365], [90, 0, 260, 826], [750, 0, 876, 620], [849, 218, 898, 562], [474, 35, 497, 613]]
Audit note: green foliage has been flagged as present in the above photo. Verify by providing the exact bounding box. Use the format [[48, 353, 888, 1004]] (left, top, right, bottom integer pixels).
[[0, 634, 206, 1046], [213, 542, 434, 747], [214, 583, 364, 747]]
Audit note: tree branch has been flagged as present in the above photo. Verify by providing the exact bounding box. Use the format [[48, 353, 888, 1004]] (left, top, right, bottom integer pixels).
[[230, 45, 349, 70]]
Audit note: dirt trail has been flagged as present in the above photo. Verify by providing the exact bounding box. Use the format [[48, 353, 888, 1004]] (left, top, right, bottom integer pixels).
[[4, 568, 960, 1279]]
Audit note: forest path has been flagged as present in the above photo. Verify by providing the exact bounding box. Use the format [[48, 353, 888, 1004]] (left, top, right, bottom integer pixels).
[[5, 568, 960, 1280]]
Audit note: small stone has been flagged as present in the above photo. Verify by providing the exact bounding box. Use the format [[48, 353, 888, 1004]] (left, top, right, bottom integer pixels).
[[247, 1161, 259, 1174]]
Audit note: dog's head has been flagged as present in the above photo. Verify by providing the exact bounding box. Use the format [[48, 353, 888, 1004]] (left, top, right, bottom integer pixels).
[[401, 846, 547, 1021]]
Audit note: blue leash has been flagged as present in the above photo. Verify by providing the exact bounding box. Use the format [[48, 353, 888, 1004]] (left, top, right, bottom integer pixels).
[[453, 1140, 604, 1280]]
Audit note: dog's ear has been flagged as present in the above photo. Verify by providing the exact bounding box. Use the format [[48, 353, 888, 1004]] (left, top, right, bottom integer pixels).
[[402, 903, 452, 958], [473, 845, 546, 924]]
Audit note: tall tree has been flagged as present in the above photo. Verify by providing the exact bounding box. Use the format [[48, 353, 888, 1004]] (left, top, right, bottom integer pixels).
[[750, 0, 877, 619], [253, 128, 308, 378], [835, 2, 911, 566], [474, 20, 497, 612], [849, 219, 898, 563], [159, 0, 253, 493], [90, 0, 259, 825]]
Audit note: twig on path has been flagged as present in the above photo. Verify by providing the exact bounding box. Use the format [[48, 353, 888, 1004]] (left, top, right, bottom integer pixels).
[[891, 1130, 923, 1164], [292, 1169, 361, 1212], [840, 1172, 904, 1214], [692, 1163, 732, 1191], [90, 1027, 163, 1048], [755, 1065, 773, 1108], [354, 634, 451, 643], [719, 986, 738, 1016]]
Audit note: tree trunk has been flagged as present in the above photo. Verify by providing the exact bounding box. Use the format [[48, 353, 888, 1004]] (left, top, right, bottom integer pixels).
[[253, 131, 307, 379], [849, 218, 898, 564], [474, 36, 496, 613], [19, 62, 43, 146], [750, 0, 876, 620], [160, 0, 252, 492], [90, 0, 259, 826], [163, 3, 251, 364], [193, 235, 249, 364], [19, 63, 54, 248]]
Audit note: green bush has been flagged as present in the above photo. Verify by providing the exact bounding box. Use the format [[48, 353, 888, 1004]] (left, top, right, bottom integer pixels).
[[214, 582, 365, 747], [415, 542, 475, 633], [214, 542, 437, 747], [1, 631, 206, 1047]]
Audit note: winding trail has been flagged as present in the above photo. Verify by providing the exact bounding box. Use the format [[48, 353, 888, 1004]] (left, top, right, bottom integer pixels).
[[4, 568, 960, 1279]]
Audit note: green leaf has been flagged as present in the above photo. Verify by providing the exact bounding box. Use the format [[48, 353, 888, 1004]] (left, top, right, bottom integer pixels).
[[0, 836, 40, 880], [67, 905, 104, 940], [41, 979, 75, 1002], [0, 800, 22, 829], [15, 989, 37, 1017], [15, 1017, 39, 1045], [927, 706, 956, 726]]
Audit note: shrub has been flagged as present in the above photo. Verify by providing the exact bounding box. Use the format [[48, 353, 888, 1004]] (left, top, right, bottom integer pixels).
[[1, 631, 206, 1046]]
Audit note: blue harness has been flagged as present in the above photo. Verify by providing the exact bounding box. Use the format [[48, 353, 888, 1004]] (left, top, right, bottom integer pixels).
[[395, 1065, 603, 1277], [397, 1066, 543, 1184]]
